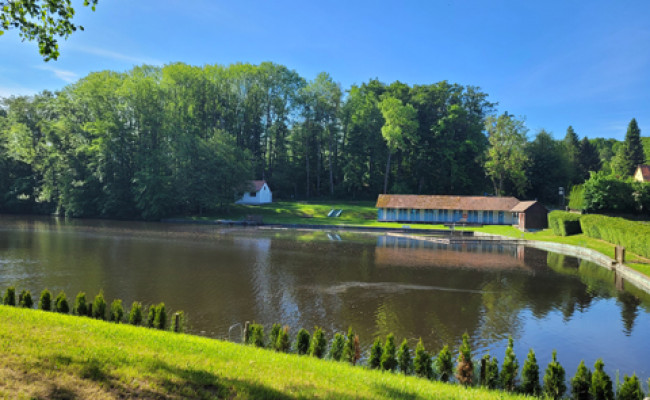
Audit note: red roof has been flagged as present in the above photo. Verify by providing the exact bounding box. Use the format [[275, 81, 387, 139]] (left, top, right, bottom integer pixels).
[[249, 180, 267, 192], [638, 165, 650, 182], [376, 195, 521, 211]]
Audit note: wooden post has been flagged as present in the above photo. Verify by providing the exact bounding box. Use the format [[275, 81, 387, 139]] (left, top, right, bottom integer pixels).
[[174, 312, 180, 333], [615, 271, 625, 291], [615, 246, 626, 263], [480, 357, 486, 385], [243, 321, 250, 344]]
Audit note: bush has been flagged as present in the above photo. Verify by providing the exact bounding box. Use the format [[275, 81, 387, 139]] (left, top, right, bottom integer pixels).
[[590, 359, 613, 400], [543, 350, 566, 400], [18, 290, 33, 308], [247, 323, 265, 348], [520, 348, 541, 396], [269, 323, 282, 350], [54, 291, 69, 314], [73, 292, 87, 316], [276, 326, 290, 352], [309, 327, 327, 358], [397, 339, 413, 375], [435, 345, 453, 382], [413, 339, 432, 379], [569, 184, 586, 210], [3, 286, 15, 306], [617, 374, 645, 400], [329, 333, 345, 361], [128, 301, 143, 325], [571, 360, 592, 400], [500, 336, 518, 391], [93, 291, 107, 320], [39, 289, 52, 311], [153, 303, 166, 330], [368, 338, 383, 370], [147, 305, 156, 328], [455, 332, 473, 386], [583, 172, 635, 213], [110, 299, 123, 323], [295, 328, 310, 355], [580, 214, 650, 258], [170, 311, 186, 333], [342, 327, 360, 365], [548, 210, 582, 236], [482, 354, 499, 389], [380, 334, 397, 372]]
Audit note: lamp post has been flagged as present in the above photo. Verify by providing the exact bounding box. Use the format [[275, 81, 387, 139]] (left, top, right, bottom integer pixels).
[[559, 187, 565, 210]]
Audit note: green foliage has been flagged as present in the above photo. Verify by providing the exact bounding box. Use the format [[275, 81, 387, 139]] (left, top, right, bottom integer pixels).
[[38, 289, 52, 311], [590, 359, 614, 400], [153, 303, 166, 330], [295, 328, 310, 355], [455, 332, 473, 386], [482, 354, 500, 389], [580, 214, 650, 258], [3, 286, 15, 306], [308, 327, 327, 358], [617, 374, 645, 400], [92, 291, 106, 320], [18, 290, 33, 308], [269, 323, 282, 350], [368, 338, 383, 370], [484, 113, 529, 196], [147, 305, 156, 328], [520, 349, 541, 396], [247, 323, 265, 348], [329, 333, 345, 361], [73, 292, 87, 316], [548, 210, 582, 236], [569, 184, 586, 210], [578, 137, 602, 181], [276, 326, 290, 353], [413, 339, 433, 379], [397, 339, 413, 375], [571, 360, 592, 400], [500, 336, 519, 392], [54, 291, 69, 314], [128, 301, 143, 325], [380, 334, 398, 372], [342, 327, 360, 365], [543, 350, 566, 400], [582, 172, 635, 213], [526, 129, 570, 203], [170, 311, 186, 333], [109, 299, 123, 323], [614, 119, 645, 176], [435, 345, 454, 383]]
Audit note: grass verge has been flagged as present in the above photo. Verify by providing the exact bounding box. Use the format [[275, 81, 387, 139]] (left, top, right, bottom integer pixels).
[[0, 306, 529, 400]]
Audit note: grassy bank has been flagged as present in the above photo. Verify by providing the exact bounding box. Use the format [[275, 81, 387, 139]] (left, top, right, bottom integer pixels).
[[0, 306, 529, 400]]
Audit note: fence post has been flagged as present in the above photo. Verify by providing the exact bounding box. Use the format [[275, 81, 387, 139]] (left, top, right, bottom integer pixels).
[[174, 312, 180, 333], [243, 321, 250, 344], [480, 357, 486, 385]]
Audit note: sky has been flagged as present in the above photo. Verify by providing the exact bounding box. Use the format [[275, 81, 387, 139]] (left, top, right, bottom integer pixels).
[[1, 0, 650, 140]]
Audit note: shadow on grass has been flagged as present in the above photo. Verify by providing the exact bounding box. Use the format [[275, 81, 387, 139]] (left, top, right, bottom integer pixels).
[[373, 384, 420, 400]]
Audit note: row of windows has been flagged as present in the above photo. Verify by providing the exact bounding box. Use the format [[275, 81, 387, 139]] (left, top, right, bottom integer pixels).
[[378, 208, 517, 223]]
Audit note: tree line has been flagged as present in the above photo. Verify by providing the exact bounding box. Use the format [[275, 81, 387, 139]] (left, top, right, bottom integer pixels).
[[0, 62, 646, 219]]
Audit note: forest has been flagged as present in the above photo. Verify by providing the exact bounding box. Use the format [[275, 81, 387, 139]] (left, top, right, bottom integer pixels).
[[0, 62, 647, 220]]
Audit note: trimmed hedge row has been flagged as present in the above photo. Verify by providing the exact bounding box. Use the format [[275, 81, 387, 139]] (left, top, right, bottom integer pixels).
[[580, 215, 650, 259], [548, 211, 582, 236]]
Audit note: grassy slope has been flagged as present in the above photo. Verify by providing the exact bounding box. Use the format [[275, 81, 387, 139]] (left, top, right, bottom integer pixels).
[[0, 306, 529, 400]]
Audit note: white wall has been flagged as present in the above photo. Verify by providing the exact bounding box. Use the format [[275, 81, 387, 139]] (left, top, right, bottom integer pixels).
[[237, 183, 272, 205]]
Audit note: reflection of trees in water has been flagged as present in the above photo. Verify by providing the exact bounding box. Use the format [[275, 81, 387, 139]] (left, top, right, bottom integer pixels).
[[617, 291, 641, 336]]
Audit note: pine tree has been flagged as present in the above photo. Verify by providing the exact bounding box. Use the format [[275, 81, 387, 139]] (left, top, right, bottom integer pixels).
[[38, 289, 52, 311], [309, 327, 327, 358], [73, 292, 87, 315], [269, 323, 282, 350], [54, 291, 69, 313], [3, 286, 15, 306], [128, 301, 143, 325], [564, 126, 582, 185], [590, 359, 613, 400], [329, 333, 345, 361], [435, 345, 453, 383], [110, 299, 123, 323], [571, 360, 592, 400], [368, 338, 383, 370], [621, 118, 645, 176], [93, 291, 106, 320], [153, 303, 166, 329], [295, 328, 310, 355], [543, 350, 566, 400], [500, 336, 519, 391], [18, 290, 33, 308], [455, 332, 473, 386], [397, 339, 413, 375], [342, 327, 358, 364], [617, 374, 645, 400], [482, 354, 499, 389], [380, 334, 397, 372], [276, 326, 290, 352], [413, 339, 432, 379], [579, 137, 602, 180], [520, 348, 541, 396]]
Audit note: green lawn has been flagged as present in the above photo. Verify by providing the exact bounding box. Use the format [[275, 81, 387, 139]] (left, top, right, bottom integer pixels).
[[0, 306, 530, 400]]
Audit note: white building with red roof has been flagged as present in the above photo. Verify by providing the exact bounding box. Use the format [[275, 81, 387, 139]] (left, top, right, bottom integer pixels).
[[634, 165, 650, 183], [236, 180, 272, 205]]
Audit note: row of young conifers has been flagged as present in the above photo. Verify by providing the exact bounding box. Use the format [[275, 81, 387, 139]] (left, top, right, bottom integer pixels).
[[243, 323, 647, 400], [2, 285, 646, 400], [1, 286, 185, 332]]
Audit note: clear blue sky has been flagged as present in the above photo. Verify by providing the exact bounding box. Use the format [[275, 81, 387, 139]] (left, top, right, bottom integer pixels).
[[1, 0, 649, 140]]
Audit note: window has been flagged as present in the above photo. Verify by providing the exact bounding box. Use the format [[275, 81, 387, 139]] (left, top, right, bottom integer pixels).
[[250, 192, 256, 197]]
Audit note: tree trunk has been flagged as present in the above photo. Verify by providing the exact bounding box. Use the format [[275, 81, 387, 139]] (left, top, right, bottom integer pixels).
[[328, 124, 334, 196], [384, 151, 392, 194]]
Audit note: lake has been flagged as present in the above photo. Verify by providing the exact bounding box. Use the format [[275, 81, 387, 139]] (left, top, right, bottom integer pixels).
[[1, 215, 648, 379]]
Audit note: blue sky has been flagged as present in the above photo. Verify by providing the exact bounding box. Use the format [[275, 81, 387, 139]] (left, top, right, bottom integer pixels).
[[1, 0, 649, 140]]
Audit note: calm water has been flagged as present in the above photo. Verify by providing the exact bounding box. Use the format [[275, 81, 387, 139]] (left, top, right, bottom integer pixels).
[[1, 215, 649, 379]]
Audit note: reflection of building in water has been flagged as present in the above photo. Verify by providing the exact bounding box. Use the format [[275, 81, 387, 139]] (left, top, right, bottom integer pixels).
[[375, 235, 535, 270]]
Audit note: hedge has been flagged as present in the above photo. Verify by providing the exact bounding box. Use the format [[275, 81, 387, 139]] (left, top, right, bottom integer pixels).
[[580, 214, 650, 258], [548, 211, 582, 236]]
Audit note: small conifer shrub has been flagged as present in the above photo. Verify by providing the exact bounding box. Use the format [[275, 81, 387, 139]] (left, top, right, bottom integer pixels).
[[543, 350, 566, 400], [571, 360, 592, 400], [309, 327, 327, 358], [73, 292, 87, 316], [500, 336, 519, 391], [413, 339, 432, 379], [329, 333, 345, 361], [520, 348, 541, 396], [368, 338, 383, 370], [276, 326, 290, 352], [39, 289, 52, 311], [380, 333, 397, 372], [92, 291, 106, 320], [18, 290, 33, 308], [590, 359, 613, 400], [397, 339, 413, 375], [342, 327, 360, 365], [248, 323, 265, 347], [147, 305, 156, 328], [455, 332, 473, 386], [170, 311, 186, 333], [295, 328, 310, 355], [482, 354, 499, 389], [435, 345, 453, 382], [269, 323, 281, 350], [128, 301, 143, 325], [3, 286, 15, 306], [54, 291, 69, 314], [110, 299, 123, 323], [153, 303, 166, 330], [616, 374, 645, 400]]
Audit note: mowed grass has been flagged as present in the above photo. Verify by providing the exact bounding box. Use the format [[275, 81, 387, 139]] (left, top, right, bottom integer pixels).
[[0, 306, 530, 400]]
